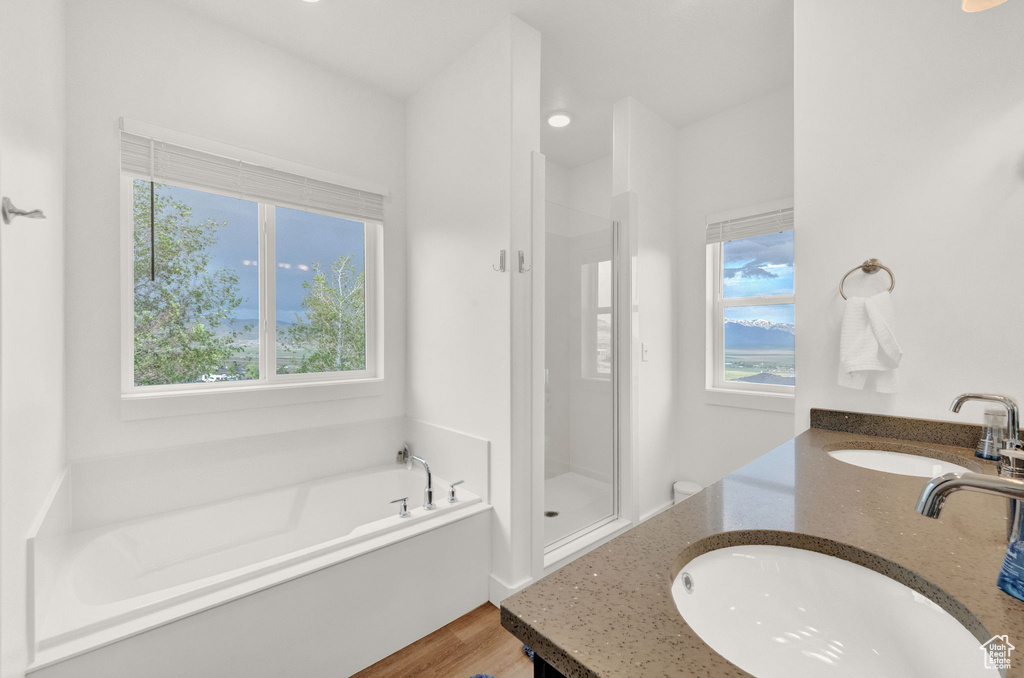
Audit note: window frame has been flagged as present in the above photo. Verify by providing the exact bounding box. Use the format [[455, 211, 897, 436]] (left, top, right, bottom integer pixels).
[[120, 176, 384, 398], [706, 231, 795, 397]]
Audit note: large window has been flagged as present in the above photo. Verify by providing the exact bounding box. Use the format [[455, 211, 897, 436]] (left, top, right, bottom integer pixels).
[[121, 125, 383, 394], [707, 201, 794, 394]]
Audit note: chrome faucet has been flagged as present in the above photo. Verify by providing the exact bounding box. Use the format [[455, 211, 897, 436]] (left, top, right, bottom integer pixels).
[[950, 393, 1022, 455], [948, 394, 1024, 542], [917, 472, 1024, 519], [398, 446, 435, 510], [918, 471, 1024, 604]]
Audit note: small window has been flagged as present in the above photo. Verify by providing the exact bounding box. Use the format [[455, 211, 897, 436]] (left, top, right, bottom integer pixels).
[[581, 258, 612, 379], [707, 202, 794, 394], [121, 125, 384, 395]]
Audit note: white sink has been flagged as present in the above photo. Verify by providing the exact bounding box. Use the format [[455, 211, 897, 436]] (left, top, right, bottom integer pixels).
[[672, 545, 987, 677], [828, 449, 969, 478]]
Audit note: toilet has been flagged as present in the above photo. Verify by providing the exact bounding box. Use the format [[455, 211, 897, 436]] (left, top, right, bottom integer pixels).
[[673, 480, 703, 505]]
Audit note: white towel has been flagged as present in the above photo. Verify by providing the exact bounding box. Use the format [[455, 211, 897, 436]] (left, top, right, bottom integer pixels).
[[838, 292, 902, 393]]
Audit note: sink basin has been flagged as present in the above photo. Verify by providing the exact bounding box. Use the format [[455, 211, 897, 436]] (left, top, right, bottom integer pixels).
[[828, 449, 969, 478], [672, 545, 986, 677]]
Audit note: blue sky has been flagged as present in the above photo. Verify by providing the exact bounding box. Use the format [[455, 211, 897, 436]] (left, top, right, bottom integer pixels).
[[723, 231, 793, 299], [157, 184, 364, 320]]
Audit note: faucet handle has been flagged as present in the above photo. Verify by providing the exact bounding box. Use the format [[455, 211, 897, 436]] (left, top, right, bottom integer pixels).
[[390, 496, 410, 518], [448, 480, 465, 503]]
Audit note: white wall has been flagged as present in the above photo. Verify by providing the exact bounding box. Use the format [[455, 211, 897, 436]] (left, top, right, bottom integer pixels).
[[613, 98, 679, 519], [567, 156, 613, 220], [793, 1, 1024, 429], [676, 86, 795, 486], [63, 0, 407, 460], [406, 16, 540, 595], [0, 0, 66, 675]]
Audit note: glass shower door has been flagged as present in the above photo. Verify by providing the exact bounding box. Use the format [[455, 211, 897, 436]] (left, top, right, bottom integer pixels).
[[543, 201, 617, 551]]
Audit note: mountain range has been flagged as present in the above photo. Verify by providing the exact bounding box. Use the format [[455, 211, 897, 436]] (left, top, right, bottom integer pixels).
[[724, 318, 794, 350]]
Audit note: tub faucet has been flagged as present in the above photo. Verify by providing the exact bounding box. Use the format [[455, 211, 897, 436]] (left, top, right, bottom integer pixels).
[[399, 446, 435, 510]]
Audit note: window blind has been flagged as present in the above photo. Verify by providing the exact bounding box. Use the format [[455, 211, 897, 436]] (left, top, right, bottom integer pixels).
[[705, 206, 794, 244], [120, 131, 385, 223]]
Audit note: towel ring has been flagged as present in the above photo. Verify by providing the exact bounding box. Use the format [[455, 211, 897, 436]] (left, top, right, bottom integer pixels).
[[839, 258, 895, 300]]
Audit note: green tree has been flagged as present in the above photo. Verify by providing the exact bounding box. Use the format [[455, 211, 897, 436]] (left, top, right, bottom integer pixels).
[[283, 255, 365, 373], [245, 362, 260, 380], [133, 181, 247, 385]]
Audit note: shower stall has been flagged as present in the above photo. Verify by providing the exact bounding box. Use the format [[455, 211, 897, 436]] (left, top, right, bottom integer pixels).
[[541, 201, 620, 551]]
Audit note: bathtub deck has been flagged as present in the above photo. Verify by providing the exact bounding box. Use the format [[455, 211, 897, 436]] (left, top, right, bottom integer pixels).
[[353, 603, 533, 678]]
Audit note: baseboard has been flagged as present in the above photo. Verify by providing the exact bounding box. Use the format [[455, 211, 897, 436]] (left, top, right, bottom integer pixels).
[[640, 499, 674, 523], [488, 573, 534, 606]]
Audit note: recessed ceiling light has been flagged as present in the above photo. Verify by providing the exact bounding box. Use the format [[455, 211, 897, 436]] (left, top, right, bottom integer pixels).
[[302, 0, 320, 3], [547, 112, 572, 128], [962, 0, 1009, 10]]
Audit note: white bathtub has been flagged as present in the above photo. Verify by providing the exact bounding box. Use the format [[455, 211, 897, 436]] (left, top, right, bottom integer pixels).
[[31, 464, 490, 674]]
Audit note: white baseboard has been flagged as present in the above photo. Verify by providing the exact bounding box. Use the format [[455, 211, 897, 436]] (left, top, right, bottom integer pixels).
[[488, 573, 534, 606], [640, 499, 674, 523]]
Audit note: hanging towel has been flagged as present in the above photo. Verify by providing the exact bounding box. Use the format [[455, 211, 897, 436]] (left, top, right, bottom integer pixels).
[[838, 291, 902, 393]]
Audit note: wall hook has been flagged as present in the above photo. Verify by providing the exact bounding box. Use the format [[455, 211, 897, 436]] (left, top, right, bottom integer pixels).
[[493, 249, 506, 272], [518, 250, 531, 273], [2, 197, 46, 225]]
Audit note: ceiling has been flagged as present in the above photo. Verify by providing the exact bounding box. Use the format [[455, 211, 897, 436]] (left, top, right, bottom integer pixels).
[[161, 0, 793, 168]]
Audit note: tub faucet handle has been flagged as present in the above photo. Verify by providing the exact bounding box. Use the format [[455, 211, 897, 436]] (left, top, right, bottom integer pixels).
[[390, 496, 410, 518], [448, 480, 465, 503]]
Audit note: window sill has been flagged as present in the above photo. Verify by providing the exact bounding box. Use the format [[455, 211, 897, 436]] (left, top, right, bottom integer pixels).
[[704, 387, 795, 413], [121, 378, 385, 420]]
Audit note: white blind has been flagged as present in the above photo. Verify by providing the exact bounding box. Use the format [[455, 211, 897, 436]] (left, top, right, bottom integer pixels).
[[706, 206, 794, 245], [120, 131, 385, 223]]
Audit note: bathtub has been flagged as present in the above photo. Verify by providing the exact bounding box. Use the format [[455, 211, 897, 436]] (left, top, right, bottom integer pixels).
[[30, 464, 491, 676]]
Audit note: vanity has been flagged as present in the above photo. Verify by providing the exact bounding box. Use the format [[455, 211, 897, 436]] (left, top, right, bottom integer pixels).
[[501, 409, 1024, 677]]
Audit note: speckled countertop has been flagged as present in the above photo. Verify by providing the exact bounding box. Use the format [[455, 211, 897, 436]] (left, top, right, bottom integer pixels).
[[501, 426, 1024, 677]]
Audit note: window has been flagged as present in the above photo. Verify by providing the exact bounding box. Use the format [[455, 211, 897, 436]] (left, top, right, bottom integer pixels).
[[121, 124, 384, 395], [706, 200, 794, 395], [581, 258, 612, 379]]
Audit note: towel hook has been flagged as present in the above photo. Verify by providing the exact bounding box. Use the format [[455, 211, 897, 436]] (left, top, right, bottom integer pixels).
[[492, 249, 506, 272], [839, 258, 895, 300], [518, 250, 531, 273]]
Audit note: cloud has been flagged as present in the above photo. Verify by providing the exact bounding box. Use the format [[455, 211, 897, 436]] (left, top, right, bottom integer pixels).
[[725, 262, 778, 279], [723, 231, 793, 280]]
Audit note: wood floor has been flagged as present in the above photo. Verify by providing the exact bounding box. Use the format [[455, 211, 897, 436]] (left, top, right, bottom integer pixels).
[[352, 603, 534, 678]]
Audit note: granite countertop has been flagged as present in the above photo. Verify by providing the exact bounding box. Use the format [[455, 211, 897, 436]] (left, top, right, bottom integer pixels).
[[501, 424, 1024, 677]]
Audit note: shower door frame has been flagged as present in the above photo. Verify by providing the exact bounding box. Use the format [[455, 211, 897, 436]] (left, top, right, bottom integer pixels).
[[541, 219, 621, 555], [528, 150, 638, 576]]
